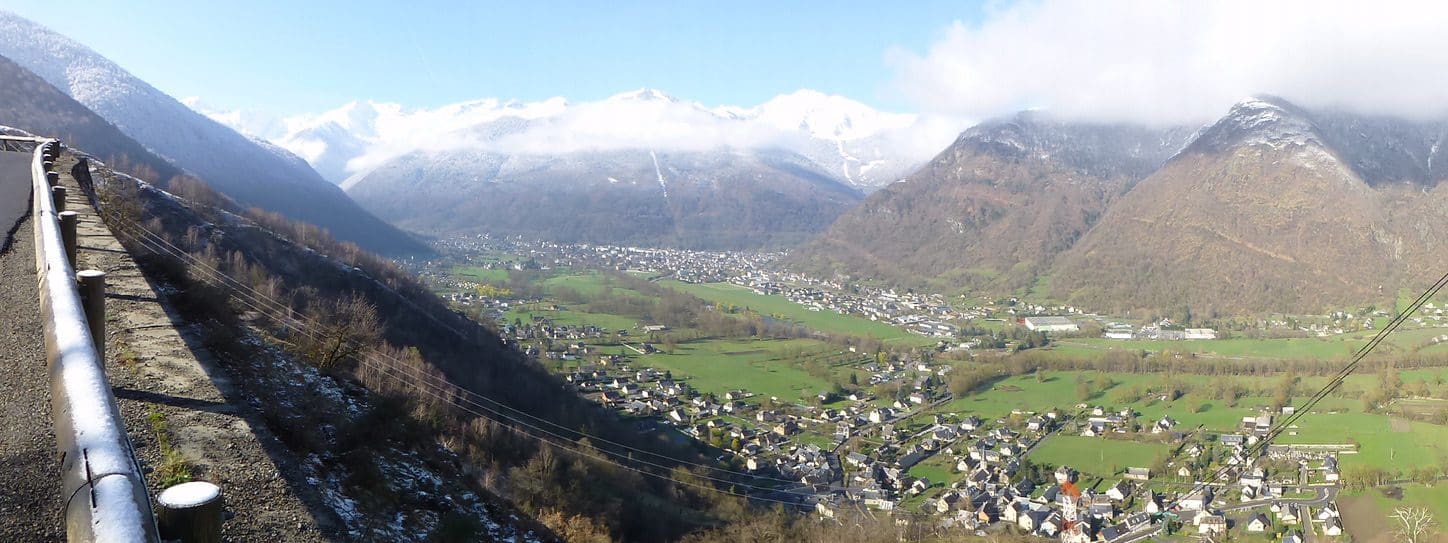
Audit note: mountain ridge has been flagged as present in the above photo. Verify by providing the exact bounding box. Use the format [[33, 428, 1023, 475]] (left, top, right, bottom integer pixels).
[[795, 96, 1448, 314], [0, 11, 430, 255], [188, 88, 956, 192]]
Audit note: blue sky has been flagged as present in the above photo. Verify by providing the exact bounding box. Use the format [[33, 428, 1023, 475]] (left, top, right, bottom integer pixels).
[[0, 0, 986, 115]]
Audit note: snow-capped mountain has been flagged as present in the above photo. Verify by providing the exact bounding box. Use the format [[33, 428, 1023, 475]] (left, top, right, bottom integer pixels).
[[189, 88, 958, 191], [0, 11, 428, 255]]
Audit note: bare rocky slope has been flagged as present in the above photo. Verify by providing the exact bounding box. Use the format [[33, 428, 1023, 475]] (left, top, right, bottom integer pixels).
[[791, 112, 1192, 292], [795, 98, 1448, 314], [1051, 97, 1448, 314]]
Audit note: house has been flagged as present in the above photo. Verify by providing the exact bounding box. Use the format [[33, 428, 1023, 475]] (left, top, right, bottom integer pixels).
[[1088, 502, 1116, 521], [845, 452, 870, 467], [935, 492, 962, 514], [1198, 515, 1227, 534], [1055, 465, 1077, 484], [1278, 505, 1300, 524], [1247, 513, 1271, 532], [1061, 523, 1092, 543], [1153, 416, 1178, 433], [1178, 487, 1213, 511], [1001, 500, 1028, 524], [1099, 524, 1128, 542], [1125, 467, 1150, 481], [1178, 466, 1193, 478], [815, 501, 836, 519], [1323, 517, 1344, 536], [1123, 512, 1151, 530], [1106, 480, 1132, 501], [1040, 511, 1066, 536], [1283, 531, 1304, 543], [1318, 503, 1341, 519], [1143, 493, 1164, 514], [1019, 508, 1052, 533]]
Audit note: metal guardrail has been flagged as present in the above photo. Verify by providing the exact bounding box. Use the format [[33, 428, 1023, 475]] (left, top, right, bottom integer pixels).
[[16, 136, 161, 542]]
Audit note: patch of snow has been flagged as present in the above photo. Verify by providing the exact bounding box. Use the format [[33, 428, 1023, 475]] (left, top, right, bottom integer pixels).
[[157, 481, 222, 508], [650, 150, 668, 199]]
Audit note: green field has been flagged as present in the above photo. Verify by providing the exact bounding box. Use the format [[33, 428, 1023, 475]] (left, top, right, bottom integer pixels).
[[1030, 435, 1173, 480], [907, 454, 957, 486], [1058, 337, 1364, 360], [505, 306, 640, 332], [450, 265, 1448, 478], [635, 338, 841, 402], [1056, 324, 1448, 361], [928, 371, 1448, 473], [1279, 411, 1448, 469], [454, 266, 511, 284], [659, 281, 933, 345]]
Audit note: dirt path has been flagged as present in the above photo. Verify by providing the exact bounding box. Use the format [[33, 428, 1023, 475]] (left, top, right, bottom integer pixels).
[[59, 156, 337, 541]]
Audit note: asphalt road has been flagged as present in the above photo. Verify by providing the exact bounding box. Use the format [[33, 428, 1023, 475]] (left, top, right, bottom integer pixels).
[[0, 149, 61, 540], [0, 151, 32, 248]]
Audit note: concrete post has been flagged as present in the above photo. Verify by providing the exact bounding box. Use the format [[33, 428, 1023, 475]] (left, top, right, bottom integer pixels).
[[77, 270, 106, 363], [42, 159, 53, 171], [45, 171, 58, 187], [52, 186, 66, 213], [156, 482, 223, 543], [59, 211, 78, 269]]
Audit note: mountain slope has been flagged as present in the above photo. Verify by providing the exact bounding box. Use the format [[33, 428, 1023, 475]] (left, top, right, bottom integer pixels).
[[191, 88, 950, 192], [0, 11, 428, 255], [0, 53, 184, 182], [1051, 97, 1448, 314], [791, 112, 1192, 290], [345, 146, 864, 249]]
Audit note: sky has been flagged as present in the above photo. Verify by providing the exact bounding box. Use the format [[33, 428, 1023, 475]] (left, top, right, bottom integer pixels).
[[0, 0, 988, 116], [3, 0, 1447, 126]]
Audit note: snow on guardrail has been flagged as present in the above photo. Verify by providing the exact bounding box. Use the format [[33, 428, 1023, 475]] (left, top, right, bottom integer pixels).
[[13, 135, 160, 542]]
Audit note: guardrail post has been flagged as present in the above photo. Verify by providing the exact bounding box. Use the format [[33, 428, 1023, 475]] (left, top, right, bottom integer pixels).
[[156, 482, 224, 543], [78, 270, 106, 363], [59, 210, 78, 268], [45, 171, 58, 187], [52, 185, 66, 213]]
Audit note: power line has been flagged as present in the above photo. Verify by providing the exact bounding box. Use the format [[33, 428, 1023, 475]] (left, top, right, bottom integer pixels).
[[1164, 269, 1448, 511], [122, 199, 1448, 522], [105, 217, 826, 492]]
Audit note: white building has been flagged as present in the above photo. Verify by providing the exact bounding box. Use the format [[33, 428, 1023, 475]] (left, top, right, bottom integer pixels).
[[1022, 316, 1079, 333], [1184, 328, 1218, 340]]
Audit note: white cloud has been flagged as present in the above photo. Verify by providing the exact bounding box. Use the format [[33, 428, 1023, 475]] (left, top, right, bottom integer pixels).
[[889, 0, 1448, 125], [205, 89, 960, 183]]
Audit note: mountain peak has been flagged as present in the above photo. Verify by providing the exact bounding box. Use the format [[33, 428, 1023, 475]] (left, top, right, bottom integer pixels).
[[753, 89, 913, 141], [608, 88, 678, 103], [1184, 95, 1322, 154]]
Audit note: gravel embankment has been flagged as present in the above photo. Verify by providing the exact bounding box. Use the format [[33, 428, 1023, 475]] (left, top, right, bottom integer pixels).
[[60, 156, 335, 542]]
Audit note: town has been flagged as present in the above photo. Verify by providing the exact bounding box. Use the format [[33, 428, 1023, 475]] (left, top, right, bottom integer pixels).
[[397, 234, 1418, 542]]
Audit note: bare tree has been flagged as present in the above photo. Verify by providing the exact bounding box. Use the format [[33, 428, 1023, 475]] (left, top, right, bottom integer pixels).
[[305, 293, 381, 370], [1392, 506, 1436, 543]]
